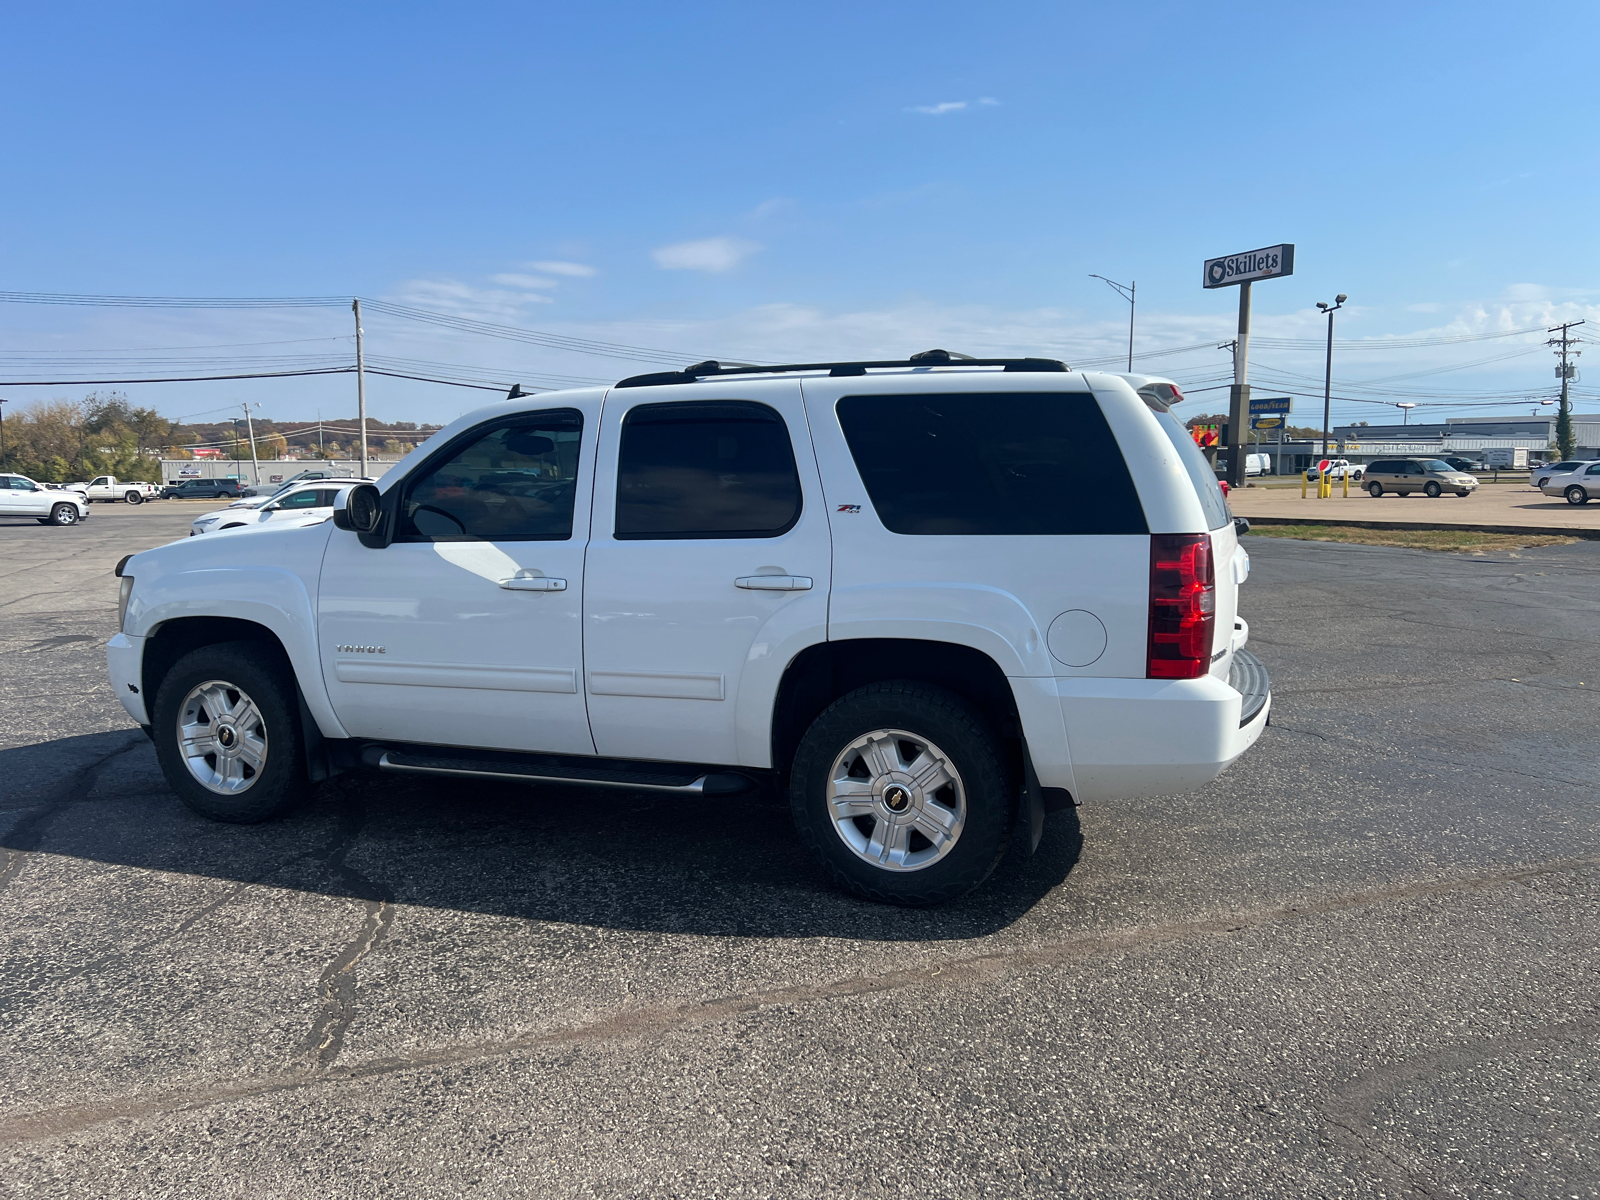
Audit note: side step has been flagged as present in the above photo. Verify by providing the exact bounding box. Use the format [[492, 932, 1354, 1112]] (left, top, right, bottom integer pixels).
[[377, 750, 752, 795]]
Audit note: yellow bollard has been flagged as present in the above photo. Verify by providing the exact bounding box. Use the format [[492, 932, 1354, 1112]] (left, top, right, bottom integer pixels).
[[1342, 471, 1349, 498], [1301, 470, 1308, 499]]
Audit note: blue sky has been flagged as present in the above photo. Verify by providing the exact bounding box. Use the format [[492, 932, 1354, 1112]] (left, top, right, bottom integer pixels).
[[4, 0, 1598, 427]]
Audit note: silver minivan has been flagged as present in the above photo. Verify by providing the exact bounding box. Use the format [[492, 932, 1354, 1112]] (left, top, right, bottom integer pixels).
[[1364, 458, 1479, 498]]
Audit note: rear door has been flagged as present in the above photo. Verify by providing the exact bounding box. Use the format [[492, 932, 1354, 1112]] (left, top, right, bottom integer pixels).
[[581, 381, 831, 767]]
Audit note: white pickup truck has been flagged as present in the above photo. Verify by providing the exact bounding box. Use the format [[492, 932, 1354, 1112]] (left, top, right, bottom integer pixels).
[[108, 353, 1270, 905], [73, 475, 162, 504]]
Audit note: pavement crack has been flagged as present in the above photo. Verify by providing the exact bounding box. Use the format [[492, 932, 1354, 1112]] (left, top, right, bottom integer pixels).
[[295, 785, 395, 1071], [3, 850, 1598, 1147], [0, 732, 148, 898]]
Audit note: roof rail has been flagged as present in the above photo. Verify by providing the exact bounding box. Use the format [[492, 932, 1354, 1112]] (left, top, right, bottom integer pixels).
[[615, 348, 1070, 388]]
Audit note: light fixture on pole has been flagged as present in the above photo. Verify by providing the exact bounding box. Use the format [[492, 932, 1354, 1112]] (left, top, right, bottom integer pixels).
[[1089, 275, 1136, 371], [1314, 294, 1347, 456], [1395, 402, 1416, 425]]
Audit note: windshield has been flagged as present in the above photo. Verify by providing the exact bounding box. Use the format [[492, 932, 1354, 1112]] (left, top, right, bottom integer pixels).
[[1420, 460, 1455, 473], [1154, 411, 1229, 530]]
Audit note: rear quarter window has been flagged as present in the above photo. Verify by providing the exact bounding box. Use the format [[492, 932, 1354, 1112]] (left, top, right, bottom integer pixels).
[[1151, 410, 1229, 531], [835, 391, 1147, 535]]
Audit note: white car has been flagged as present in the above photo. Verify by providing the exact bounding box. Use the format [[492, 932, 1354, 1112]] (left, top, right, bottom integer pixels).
[[189, 481, 354, 536], [1537, 460, 1600, 505], [109, 353, 1269, 905], [0, 473, 91, 526], [1304, 458, 1363, 481]]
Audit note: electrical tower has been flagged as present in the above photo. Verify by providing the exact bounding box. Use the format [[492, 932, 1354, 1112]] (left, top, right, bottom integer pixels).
[[1547, 320, 1585, 460]]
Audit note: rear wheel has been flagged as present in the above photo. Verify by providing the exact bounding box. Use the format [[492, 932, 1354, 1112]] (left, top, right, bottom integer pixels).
[[1367, 482, 1383, 497], [788, 682, 1013, 906], [49, 503, 79, 526], [151, 641, 306, 823], [1566, 486, 1589, 506], [126, 491, 143, 505], [1425, 482, 1442, 498]]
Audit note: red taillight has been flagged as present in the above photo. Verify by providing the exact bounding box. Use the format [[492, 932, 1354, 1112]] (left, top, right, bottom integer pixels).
[[1147, 533, 1216, 679]]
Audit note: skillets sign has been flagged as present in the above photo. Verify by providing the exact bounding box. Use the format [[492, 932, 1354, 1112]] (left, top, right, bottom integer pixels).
[[1203, 244, 1294, 288]]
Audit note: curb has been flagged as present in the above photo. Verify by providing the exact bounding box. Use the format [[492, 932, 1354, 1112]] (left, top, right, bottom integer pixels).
[[1242, 515, 1600, 541]]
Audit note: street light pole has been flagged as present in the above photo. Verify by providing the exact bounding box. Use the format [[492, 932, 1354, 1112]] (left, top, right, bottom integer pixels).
[[1315, 295, 1347, 458], [353, 299, 368, 477], [1090, 275, 1136, 371], [240, 402, 261, 486]]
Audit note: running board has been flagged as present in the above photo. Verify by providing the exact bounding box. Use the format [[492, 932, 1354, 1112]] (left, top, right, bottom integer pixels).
[[376, 751, 752, 795]]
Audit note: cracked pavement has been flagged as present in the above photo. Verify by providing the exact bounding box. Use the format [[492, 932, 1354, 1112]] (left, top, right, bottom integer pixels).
[[2, 504, 1598, 1198]]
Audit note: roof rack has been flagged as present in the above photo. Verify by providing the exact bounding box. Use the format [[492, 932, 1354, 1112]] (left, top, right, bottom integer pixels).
[[615, 348, 1070, 388]]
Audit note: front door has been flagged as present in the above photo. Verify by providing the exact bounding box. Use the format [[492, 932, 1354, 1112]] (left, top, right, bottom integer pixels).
[[581, 382, 831, 767], [318, 403, 598, 754]]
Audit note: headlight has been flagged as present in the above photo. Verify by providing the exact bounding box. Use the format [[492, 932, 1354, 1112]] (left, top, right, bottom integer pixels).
[[118, 576, 135, 632]]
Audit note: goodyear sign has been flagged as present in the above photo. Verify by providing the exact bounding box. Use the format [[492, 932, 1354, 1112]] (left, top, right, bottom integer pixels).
[[1204, 244, 1295, 289], [1251, 417, 1282, 430]]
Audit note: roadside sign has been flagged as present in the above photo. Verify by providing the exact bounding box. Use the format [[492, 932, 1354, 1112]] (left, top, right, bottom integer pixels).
[[1248, 396, 1293, 415], [1203, 244, 1295, 289], [1318, 459, 1330, 472], [1251, 416, 1282, 430]]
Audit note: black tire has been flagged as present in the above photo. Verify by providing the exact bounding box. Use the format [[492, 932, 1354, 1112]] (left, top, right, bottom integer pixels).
[[1567, 486, 1589, 506], [214, 491, 229, 500], [49, 503, 79, 526], [1424, 482, 1442, 498], [151, 640, 307, 823], [1368, 482, 1383, 497], [126, 491, 143, 505], [788, 682, 1013, 906]]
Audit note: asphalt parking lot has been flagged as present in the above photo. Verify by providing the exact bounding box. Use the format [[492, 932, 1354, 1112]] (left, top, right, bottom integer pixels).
[[3, 503, 1598, 1198]]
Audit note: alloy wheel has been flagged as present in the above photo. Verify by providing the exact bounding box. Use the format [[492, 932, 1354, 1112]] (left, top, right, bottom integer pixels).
[[177, 679, 269, 795], [826, 728, 966, 872]]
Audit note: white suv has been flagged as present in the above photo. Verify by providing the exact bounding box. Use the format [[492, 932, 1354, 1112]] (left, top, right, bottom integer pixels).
[[107, 353, 1269, 905], [0, 473, 91, 525]]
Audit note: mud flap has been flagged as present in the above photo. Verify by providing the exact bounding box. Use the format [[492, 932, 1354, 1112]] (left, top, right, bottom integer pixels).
[[1021, 749, 1047, 857]]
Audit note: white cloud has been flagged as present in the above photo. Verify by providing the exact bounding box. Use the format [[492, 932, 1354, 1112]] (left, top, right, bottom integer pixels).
[[978, 97, 1000, 106], [652, 236, 762, 273], [906, 101, 967, 115], [526, 260, 597, 277], [491, 273, 559, 289]]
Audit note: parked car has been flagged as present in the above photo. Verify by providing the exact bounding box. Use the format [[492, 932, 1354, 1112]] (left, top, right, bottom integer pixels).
[[1537, 460, 1600, 505], [1535, 461, 1588, 489], [72, 475, 162, 504], [1438, 456, 1479, 473], [1364, 459, 1479, 498], [190, 481, 357, 535], [108, 354, 1270, 906], [0, 473, 91, 525], [240, 469, 357, 498], [162, 478, 247, 501]]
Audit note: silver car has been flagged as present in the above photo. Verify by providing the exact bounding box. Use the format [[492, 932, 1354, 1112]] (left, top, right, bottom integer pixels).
[[1538, 460, 1600, 505]]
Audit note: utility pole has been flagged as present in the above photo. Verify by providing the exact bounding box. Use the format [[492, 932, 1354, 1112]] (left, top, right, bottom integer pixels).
[[1547, 320, 1584, 460], [1316, 295, 1347, 458], [1090, 275, 1136, 371], [353, 299, 369, 476], [240, 402, 261, 486], [0, 398, 7, 469]]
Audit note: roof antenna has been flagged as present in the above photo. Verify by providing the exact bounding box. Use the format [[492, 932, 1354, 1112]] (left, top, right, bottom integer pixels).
[[909, 349, 977, 364], [506, 384, 527, 399]]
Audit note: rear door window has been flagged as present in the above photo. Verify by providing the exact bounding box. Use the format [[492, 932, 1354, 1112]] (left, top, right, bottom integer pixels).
[[615, 400, 801, 539], [835, 391, 1148, 535]]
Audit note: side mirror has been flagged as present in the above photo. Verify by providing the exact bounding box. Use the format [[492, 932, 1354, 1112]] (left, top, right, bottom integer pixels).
[[333, 483, 384, 536]]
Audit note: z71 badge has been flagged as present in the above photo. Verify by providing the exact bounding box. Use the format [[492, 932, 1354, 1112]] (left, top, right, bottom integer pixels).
[[836, 504, 862, 514]]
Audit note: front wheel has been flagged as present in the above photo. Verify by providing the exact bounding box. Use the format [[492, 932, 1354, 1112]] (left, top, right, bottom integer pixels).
[[788, 682, 1013, 906], [151, 641, 306, 823], [1368, 482, 1383, 498], [49, 503, 79, 526], [1424, 482, 1442, 498], [1567, 486, 1589, 506]]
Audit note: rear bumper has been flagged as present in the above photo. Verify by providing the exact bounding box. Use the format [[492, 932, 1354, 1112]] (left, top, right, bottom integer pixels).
[[1014, 651, 1271, 804]]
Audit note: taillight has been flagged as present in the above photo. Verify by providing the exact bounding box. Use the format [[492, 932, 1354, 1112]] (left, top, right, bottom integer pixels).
[[1147, 533, 1215, 679]]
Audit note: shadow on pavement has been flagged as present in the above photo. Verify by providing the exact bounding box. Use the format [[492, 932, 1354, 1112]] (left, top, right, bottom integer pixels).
[[1, 732, 1081, 942]]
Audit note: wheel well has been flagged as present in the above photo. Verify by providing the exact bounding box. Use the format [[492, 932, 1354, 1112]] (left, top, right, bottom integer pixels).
[[771, 639, 1022, 775], [141, 617, 293, 705]]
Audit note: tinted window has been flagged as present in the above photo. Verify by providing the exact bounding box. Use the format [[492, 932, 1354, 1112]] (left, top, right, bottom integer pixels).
[[1586, 464, 1600, 476], [1152, 410, 1227, 531], [1421, 460, 1453, 472], [836, 392, 1150, 535], [276, 489, 325, 510], [615, 401, 801, 540], [398, 410, 582, 541]]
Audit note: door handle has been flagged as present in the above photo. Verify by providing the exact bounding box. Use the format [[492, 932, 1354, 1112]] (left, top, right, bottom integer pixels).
[[735, 575, 812, 591], [499, 576, 567, 592]]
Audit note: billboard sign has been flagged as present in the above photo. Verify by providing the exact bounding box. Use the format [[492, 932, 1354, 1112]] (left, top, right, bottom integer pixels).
[[1251, 416, 1283, 430], [1249, 396, 1293, 415], [1204, 244, 1294, 289]]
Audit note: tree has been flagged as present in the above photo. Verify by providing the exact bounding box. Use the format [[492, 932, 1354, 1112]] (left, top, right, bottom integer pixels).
[[1557, 407, 1576, 460], [258, 433, 289, 459]]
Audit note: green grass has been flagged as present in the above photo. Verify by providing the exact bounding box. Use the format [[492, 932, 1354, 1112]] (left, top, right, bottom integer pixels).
[[1246, 523, 1577, 553]]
